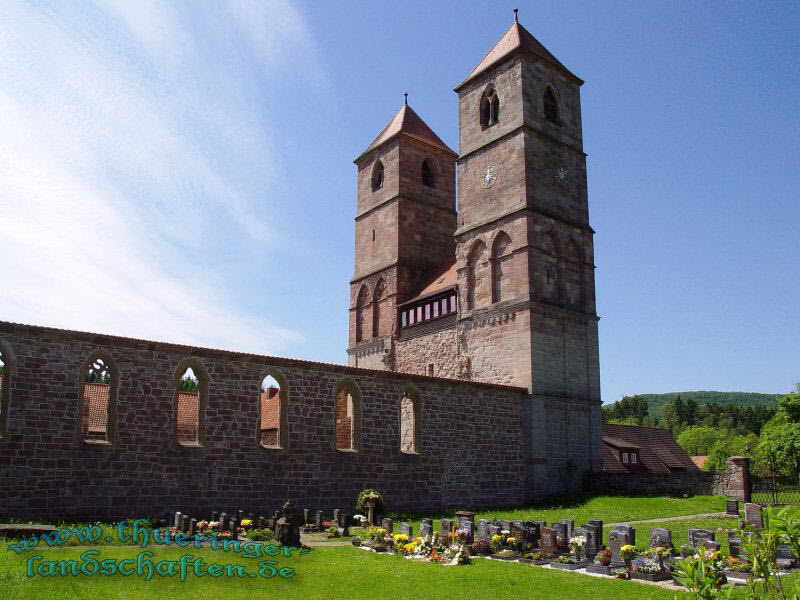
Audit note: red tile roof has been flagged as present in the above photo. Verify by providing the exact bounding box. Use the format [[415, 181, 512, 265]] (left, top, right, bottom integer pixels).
[[602, 424, 699, 474], [260, 387, 280, 430], [176, 391, 199, 443], [400, 260, 458, 305], [455, 21, 583, 91], [355, 104, 456, 162], [82, 383, 109, 435]]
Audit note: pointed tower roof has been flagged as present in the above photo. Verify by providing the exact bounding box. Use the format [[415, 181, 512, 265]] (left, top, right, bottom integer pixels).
[[454, 21, 583, 91], [354, 102, 456, 163]]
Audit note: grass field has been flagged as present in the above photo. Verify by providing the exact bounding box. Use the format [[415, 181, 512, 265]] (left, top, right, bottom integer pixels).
[[388, 493, 725, 532], [2, 495, 785, 599]]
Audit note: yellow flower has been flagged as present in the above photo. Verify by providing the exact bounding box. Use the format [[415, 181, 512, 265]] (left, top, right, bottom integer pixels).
[[507, 537, 517, 545], [393, 534, 409, 543], [403, 542, 416, 553], [491, 535, 502, 543], [240, 519, 252, 527]]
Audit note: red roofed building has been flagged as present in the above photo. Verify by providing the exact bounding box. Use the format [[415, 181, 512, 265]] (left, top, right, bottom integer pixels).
[[602, 424, 699, 474]]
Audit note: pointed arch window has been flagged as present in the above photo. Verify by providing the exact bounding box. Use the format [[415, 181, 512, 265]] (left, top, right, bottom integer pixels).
[[399, 387, 422, 454], [334, 379, 361, 452], [259, 371, 287, 449], [421, 159, 435, 188], [175, 362, 207, 446], [0, 342, 13, 438], [371, 160, 384, 191], [372, 279, 385, 337], [79, 352, 118, 443], [491, 231, 513, 303], [480, 85, 500, 127], [544, 87, 560, 124], [355, 285, 370, 343]]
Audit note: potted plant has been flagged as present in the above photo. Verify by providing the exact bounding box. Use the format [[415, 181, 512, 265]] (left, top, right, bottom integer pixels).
[[569, 535, 587, 562], [619, 544, 637, 569], [551, 555, 583, 570], [596, 548, 612, 566]]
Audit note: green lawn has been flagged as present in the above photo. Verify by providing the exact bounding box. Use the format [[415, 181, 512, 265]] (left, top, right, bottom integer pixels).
[[388, 494, 726, 533], [1, 544, 685, 600]]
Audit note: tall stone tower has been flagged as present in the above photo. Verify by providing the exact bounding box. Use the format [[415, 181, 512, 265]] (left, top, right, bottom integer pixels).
[[452, 16, 602, 495], [347, 100, 457, 370]]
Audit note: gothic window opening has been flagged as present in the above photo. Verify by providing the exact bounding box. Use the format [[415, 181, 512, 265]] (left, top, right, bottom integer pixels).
[[355, 285, 370, 342], [543, 87, 559, 124], [421, 159, 435, 188], [399, 387, 422, 454], [260, 373, 286, 449], [491, 231, 513, 303], [466, 239, 487, 310], [80, 353, 116, 443], [372, 279, 385, 337], [335, 379, 361, 451], [371, 160, 384, 191], [176, 364, 205, 446], [480, 85, 500, 127]]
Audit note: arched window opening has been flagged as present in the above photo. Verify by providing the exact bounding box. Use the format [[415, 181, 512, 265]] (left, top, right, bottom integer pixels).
[[176, 365, 202, 446], [544, 87, 559, 124], [491, 231, 513, 303], [421, 159, 435, 188], [355, 285, 370, 343], [372, 279, 385, 337], [0, 347, 9, 437], [466, 240, 487, 310], [335, 380, 361, 451], [80, 354, 116, 442], [259, 373, 286, 449], [371, 160, 384, 191], [480, 85, 500, 127], [399, 388, 422, 454]]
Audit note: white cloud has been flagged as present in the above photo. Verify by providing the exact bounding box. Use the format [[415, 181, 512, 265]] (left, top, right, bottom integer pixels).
[[0, 1, 322, 353]]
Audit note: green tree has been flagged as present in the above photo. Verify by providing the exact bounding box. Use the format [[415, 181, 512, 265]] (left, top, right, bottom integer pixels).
[[753, 394, 800, 479], [704, 434, 758, 472], [676, 426, 723, 456]]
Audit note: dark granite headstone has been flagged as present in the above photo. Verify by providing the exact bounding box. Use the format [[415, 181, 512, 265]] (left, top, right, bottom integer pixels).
[[211, 511, 219, 522], [728, 531, 741, 558], [454, 511, 475, 526], [316, 511, 323, 528], [303, 509, 310, 525], [400, 523, 413, 538], [523, 522, 541, 547], [726, 499, 740, 516], [333, 509, 340, 525], [539, 527, 557, 555], [457, 521, 474, 544], [476, 520, 488, 541], [382, 518, 394, 533], [220, 512, 228, 532], [499, 519, 512, 531], [488, 525, 502, 538], [274, 500, 302, 547], [553, 523, 568, 549], [608, 526, 635, 562], [689, 529, 715, 548], [510, 521, 525, 542], [584, 523, 600, 558], [230, 518, 239, 540], [649, 527, 673, 549], [588, 520, 603, 545], [190, 518, 197, 536], [561, 519, 574, 539], [777, 544, 797, 560]]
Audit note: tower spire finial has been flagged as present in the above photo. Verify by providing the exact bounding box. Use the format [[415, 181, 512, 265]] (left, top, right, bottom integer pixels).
[[404, 92, 408, 106], [513, 8, 518, 23]]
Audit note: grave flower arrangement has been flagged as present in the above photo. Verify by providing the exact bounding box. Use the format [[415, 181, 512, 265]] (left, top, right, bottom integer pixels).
[[239, 519, 253, 530], [595, 548, 612, 566], [643, 545, 672, 570], [568, 535, 587, 561], [489, 530, 522, 553], [468, 540, 492, 556], [619, 544, 637, 569], [631, 557, 662, 574], [724, 556, 752, 573], [553, 555, 577, 564]]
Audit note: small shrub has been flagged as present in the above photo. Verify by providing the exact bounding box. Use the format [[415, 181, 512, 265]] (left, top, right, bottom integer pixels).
[[245, 529, 273, 541], [355, 489, 385, 517]]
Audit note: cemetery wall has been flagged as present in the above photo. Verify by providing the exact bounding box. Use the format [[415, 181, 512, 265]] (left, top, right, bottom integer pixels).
[[0, 321, 526, 520], [584, 471, 716, 497]]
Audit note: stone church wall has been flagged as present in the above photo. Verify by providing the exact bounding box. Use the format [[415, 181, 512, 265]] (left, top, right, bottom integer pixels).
[[0, 321, 525, 520]]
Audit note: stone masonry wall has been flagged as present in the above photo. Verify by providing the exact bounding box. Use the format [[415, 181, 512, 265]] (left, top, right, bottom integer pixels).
[[0, 321, 525, 520]]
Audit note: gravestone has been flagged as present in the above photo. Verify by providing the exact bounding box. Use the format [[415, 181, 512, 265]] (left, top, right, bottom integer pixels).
[[608, 526, 635, 562], [553, 523, 568, 549], [539, 527, 557, 555], [744, 503, 764, 530], [499, 519, 512, 531], [440, 519, 452, 539], [688, 529, 715, 548], [510, 522, 525, 544], [230, 518, 239, 540], [561, 519, 575, 539], [649, 527, 673, 549], [573, 526, 589, 559], [211, 511, 219, 522], [400, 523, 413, 539], [583, 523, 600, 559], [457, 521, 474, 544], [220, 512, 228, 532], [420, 519, 433, 538], [333, 509, 340, 525], [728, 531, 741, 558], [339, 513, 350, 536], [189, 518, 197, 536], [777, 544, 797, 560], [454, 511, 475, 526], [382, 518, 394, 533], [238, 510, 244, 522], [173, 512, 182, 529], [726, 499, 740, 516], [488, 525, 502, 538], [523, 522, 541, 547], [588, 520, 603, 548], [303, 509, 310, 525], [476, 520, 488, 541], [274, 500, 302, 547], [316, 511, 323, 529]]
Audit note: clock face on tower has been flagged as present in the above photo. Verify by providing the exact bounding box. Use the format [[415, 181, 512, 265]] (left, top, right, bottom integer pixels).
[[481, 165, 497, 188]]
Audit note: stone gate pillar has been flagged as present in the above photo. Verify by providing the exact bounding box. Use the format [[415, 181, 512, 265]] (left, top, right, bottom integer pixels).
[[726, 456, 751, 503]]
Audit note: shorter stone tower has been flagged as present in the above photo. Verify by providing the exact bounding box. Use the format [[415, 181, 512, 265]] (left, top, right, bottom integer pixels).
[[347, 100, 457, 369]]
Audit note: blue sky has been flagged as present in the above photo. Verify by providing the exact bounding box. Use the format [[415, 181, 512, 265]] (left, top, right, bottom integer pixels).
[[1, 1, 797, 403]]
